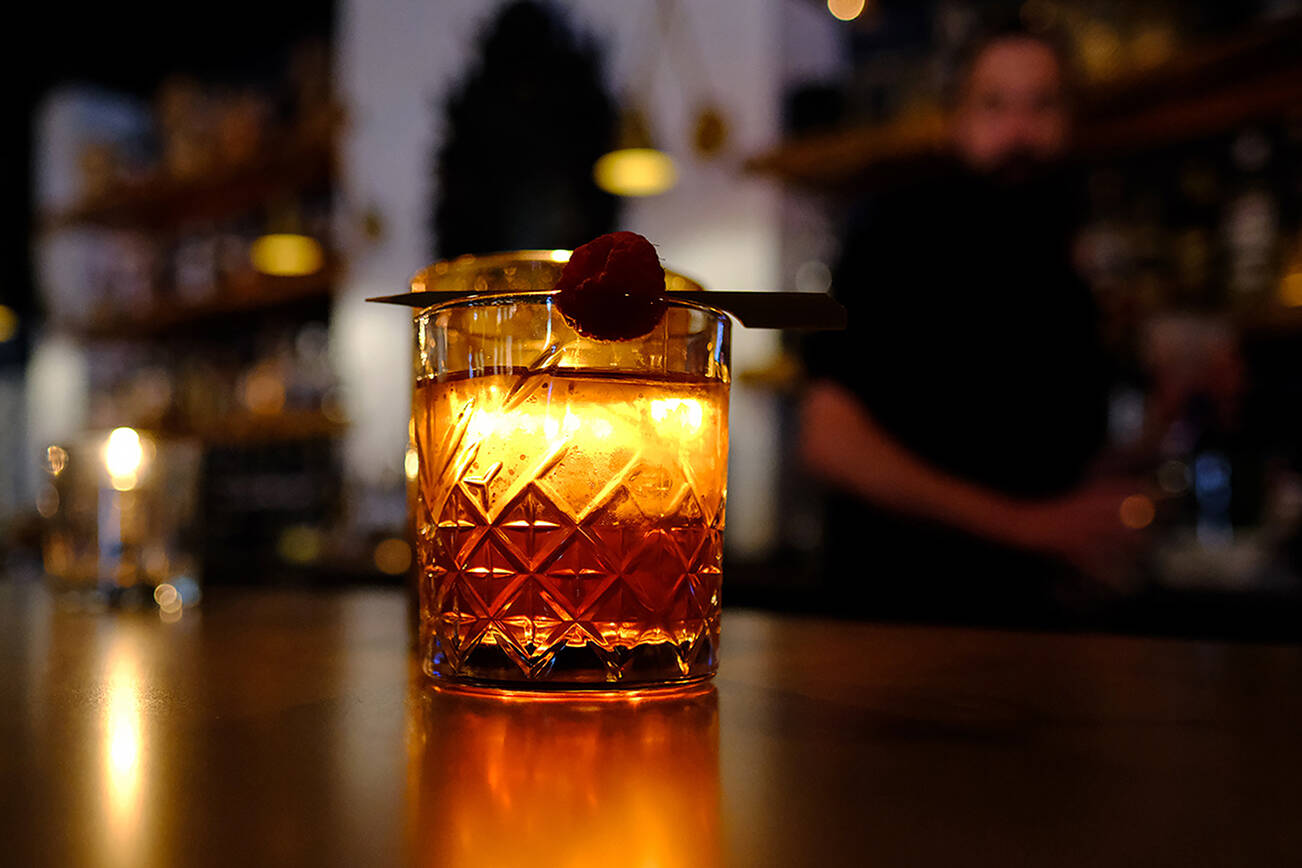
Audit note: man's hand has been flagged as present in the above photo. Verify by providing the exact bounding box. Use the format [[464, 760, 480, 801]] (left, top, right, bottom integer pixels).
[[999, 481, 1149, 590], [801, 381, 1150, 591]]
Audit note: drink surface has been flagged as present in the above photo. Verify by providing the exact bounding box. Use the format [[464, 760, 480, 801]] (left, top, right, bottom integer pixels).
[[414, 367, 727, 685]]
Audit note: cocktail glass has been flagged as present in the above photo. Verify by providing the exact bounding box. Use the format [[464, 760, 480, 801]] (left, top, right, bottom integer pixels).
[[410, 252, 729, 687]]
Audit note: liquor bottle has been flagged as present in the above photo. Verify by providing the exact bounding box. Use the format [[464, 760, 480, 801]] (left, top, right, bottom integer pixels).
[[1223, 128, 1281, 313]]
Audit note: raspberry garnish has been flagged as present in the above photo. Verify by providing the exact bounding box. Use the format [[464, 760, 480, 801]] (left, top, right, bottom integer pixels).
[[554, 231, 668, 341]]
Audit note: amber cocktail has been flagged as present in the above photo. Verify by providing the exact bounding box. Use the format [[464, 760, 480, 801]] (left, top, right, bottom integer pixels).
[[411, 254, 729, 687]]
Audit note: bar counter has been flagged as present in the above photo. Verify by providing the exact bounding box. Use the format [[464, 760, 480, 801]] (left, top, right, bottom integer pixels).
[[3, 582, 1299, 867]]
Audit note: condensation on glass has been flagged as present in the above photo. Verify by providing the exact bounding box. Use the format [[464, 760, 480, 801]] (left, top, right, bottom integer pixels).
[[410, 252, 730, 688]]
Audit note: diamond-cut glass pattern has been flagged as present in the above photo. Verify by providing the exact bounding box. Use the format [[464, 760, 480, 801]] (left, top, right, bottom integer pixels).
[[415, 354, 728, 686]]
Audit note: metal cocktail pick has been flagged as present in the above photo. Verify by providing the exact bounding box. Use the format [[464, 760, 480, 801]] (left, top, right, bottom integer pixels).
[[367, 289, 846, 331]]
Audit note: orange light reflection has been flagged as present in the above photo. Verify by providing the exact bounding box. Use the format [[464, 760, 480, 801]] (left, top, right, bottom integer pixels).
[[103, 636, 146, 868], [408, 683, 721, 868]]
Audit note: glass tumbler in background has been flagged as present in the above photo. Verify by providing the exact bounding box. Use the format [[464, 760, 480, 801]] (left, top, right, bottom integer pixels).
[[39, 429, 201, 614], [410, 253, 730, 688]]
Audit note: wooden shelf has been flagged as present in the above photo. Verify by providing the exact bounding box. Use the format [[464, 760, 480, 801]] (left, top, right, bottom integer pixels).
[[147, 410, 346, 446], [746, 18, 1302, 189], [204, 410, 346, 445], [40, 121, 337, 232], [1240, 304, 1302, 337], [745, 111, 947, 190], [60, 268, 337, 340], [1075, 68, 1302, 159]]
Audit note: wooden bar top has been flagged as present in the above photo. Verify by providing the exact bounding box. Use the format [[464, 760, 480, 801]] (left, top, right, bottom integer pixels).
[[2, 582, 1299, 867]]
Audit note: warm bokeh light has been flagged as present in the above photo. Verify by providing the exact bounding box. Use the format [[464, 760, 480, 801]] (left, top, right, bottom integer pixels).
[[408, 686, 721, 868], [46, 444, 69, 476], [373, 537, 412, 575], [1130, 24, 1177, 69], [241, 366, 287, 415], [249, 233, 325, 276], [548, 249, 571, 263], [1281, 271, 1302, 307], [1120, 494, 1156, 530], [153, 583, 182, 617], [1080, 21, 1123, 80], [827, 0, 866, 21], [0, 304, 17, 342], [104, 427, 145, 491], [277, 525, 324, 564], [405, 445, 420, 481], [593, 148, 677, 197]]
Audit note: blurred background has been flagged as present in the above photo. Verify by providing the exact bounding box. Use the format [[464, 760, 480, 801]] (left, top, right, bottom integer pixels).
[[2, 0, 1300, 640]]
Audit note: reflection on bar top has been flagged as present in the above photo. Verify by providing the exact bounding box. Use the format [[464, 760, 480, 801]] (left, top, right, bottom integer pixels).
[[408, 680, 722, 868]]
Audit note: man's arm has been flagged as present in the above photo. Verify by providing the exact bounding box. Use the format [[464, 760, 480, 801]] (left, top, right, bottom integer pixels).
[[800, 380, 1024, 541], [799, 380, 1140, 576]]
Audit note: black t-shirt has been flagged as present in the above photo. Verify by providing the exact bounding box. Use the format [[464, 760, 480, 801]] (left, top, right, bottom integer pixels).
[[805, 164, 1109, 624]]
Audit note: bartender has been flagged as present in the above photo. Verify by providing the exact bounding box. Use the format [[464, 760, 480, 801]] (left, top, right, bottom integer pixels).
[[801, 23, 1139, 625]]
